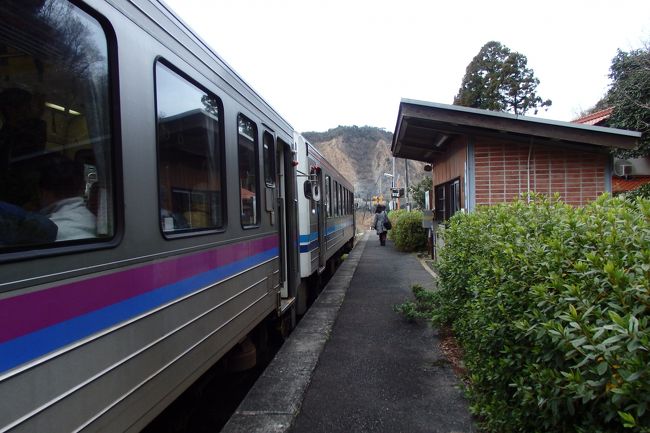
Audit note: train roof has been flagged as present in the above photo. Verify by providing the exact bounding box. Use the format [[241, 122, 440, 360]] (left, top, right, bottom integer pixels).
[[126, 0, 294, 137]]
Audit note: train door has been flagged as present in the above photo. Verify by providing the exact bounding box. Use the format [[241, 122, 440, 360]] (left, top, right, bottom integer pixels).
[[264, 132, 289, 301], [281, 137, 299, 305], [316, 170, 326, 273], [275, 136, 300, 317], [306, 163, 325, 274]]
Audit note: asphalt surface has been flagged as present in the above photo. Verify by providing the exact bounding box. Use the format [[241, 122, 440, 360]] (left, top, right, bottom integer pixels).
[[221, 232, 475, 433]]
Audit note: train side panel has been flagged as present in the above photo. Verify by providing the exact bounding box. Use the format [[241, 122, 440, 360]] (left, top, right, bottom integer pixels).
[[0, 0, 293, 431]]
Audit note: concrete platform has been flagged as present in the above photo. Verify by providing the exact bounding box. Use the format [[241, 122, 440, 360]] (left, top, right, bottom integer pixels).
[[220, 232, 475, 433]]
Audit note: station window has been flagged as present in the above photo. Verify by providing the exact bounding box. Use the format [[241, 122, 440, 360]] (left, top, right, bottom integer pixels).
[[434, 178, 461, 222], [238, 114, 259, 227], [0, 0, 114, 250], [156, 61, 224, 233], [263, 132, 275, 187]]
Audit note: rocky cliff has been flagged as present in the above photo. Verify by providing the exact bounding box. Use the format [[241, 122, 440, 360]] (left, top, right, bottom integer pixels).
[[303, 126, 427, 206]]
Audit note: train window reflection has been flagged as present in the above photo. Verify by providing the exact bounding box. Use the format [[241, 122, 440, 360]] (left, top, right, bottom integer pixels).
[[263, 132, 275, 187], [238, 115, 259, 227], [325, 175, 332, 218], [0, 0, 113, 249], [156, 61, 224, 234]]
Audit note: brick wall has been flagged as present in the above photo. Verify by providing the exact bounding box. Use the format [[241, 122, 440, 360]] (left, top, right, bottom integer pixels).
[[474, 139, 609, 206]]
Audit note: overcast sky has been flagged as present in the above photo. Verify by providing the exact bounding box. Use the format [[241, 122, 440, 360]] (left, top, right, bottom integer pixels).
[[162, 0, 650, 133]]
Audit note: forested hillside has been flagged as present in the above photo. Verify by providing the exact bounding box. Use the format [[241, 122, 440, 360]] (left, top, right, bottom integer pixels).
[[303, 126, 427, 206]]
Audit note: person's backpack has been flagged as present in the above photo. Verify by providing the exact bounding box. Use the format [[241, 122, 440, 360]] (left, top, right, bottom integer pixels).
[[383, 216, 392, 230]]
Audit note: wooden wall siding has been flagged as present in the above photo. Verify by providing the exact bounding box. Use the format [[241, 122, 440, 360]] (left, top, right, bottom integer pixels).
[[432, 139, 467, 206], [474, 139, 608, 206]]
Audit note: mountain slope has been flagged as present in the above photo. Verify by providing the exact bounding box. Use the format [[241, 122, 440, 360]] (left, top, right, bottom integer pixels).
[[303, 126, 427, 204]]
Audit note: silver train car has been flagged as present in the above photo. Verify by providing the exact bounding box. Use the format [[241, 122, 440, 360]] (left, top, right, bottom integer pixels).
[[0, 0, 354, 432]]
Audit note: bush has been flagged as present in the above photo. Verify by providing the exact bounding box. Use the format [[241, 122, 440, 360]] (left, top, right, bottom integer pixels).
[[394, 284, 439, 321], [388, 209, 427, 252], [430, 193, 650, 433], [625, 183, 650, 201]]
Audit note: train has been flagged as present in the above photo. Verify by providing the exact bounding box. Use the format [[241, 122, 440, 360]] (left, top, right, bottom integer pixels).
[[0, 0, 355, 432]]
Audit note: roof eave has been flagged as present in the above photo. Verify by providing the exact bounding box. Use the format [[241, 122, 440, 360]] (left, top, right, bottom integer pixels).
[[393, 99, 641, 162]]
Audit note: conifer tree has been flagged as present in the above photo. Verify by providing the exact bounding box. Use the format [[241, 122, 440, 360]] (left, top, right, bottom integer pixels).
[[454, 41, 552, 116], [606, 44, 650, 157]]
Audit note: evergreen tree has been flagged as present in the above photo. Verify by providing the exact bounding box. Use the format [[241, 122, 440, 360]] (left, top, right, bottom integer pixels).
[[454, 41, 552, 115], [453, 41, 509, 111], [606, 44, 650, 158], [408, 177, 432, 210]]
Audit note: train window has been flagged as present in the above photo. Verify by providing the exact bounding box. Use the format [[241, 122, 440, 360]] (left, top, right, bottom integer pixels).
[[346, 189, 350, 214], [155, 61, 224, 233], [263, 132, 275, 187], [0, 0, 114, 250], [325, 175, 331, 218], [238, 114, 259, 227]]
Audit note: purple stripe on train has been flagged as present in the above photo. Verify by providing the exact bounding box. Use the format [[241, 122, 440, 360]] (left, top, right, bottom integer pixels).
[[0, 235, 278, 344]]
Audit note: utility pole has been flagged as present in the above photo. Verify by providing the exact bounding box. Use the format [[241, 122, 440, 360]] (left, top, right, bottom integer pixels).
[[391, 157, 395, 210], [405, 159, 410, 211]]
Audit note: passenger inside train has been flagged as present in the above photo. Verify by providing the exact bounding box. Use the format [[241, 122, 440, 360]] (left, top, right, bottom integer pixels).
[[0, 0, 115, 247], [39, 155, 97, 241]]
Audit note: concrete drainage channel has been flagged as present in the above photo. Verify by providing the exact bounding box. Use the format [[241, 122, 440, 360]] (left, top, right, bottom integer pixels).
[[143, 235, 367, 433]]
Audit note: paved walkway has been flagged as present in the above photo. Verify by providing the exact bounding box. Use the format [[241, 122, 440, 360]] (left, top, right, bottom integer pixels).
[[221, 232, 475, 433]]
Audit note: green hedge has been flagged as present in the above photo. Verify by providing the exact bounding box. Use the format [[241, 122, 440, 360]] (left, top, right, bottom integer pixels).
[[430, 194, 650, 433], [388, 209, 427, 252], [625, 183, 650, 201]]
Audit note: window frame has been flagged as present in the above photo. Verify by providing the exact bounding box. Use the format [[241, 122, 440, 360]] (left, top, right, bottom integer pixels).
[[237, 113, 261, 229], [0, 0, 122, 261], [262, 131, 276, 188], [434, 177, 461, 222], [154, 58, 227, 238], [325, 175, 332, 218], [337, 183, 342, 216], [333, 181, 339, 216]]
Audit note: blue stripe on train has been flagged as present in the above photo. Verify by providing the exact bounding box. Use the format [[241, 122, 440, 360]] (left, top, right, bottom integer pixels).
[[0, 248, 279, 375], [298, 220, 353, 254]]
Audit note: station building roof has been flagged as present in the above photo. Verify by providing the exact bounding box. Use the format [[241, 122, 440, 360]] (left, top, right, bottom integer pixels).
[[392, 99, 640, 163]]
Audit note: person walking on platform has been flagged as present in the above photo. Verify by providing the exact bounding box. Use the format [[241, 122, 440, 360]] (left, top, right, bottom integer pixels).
[[372, 204, 390, 246]]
